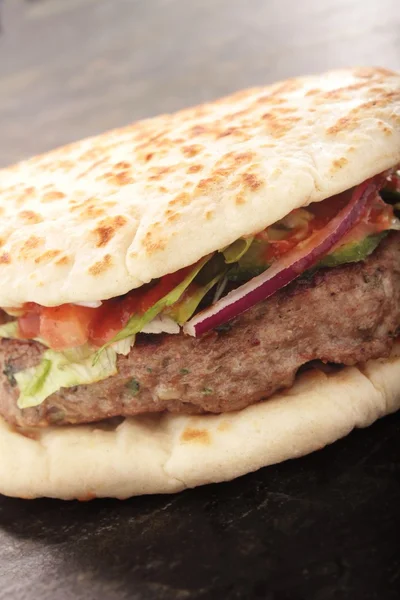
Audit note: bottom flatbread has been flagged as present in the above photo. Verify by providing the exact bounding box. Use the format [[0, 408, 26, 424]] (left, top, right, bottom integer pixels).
[[1, 343, 399, 500]]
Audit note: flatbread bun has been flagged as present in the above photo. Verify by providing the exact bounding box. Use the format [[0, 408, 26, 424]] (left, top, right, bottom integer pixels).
[[0, 67, 399, 307], [0, 342, 399, 500]]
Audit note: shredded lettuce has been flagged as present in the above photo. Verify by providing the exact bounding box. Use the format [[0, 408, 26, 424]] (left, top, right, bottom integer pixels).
[[110, 335, 136, 356], [7, 332, 134, 409], [0, 321, 19, 338], [222, 237, 254, 264], [166, 272, 225, 325], [227, 239, 269, 283], [15, 346, 118, 409], [141, 315, 180, 334], [103, 255, 211, 347], [212, 274, 229, 304]]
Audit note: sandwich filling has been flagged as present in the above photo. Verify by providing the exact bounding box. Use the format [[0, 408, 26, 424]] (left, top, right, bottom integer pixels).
[[0, 168, 399, 420]]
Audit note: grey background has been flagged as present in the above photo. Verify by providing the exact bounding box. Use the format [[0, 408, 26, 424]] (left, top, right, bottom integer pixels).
[[0, 0, 399, 166]]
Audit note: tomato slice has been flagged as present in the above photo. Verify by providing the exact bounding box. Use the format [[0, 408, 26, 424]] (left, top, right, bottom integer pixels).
[[18, 312, 41, 339], [39, 305, 95, 350], [264, 238, 299, 261], [89, 267, 191, 346], [259, 192, 352, 262], [88, 294, 140, 347], [307, 191, 351, 228], [260, 188, 396, 263], [14, 266, 192, 350], [137, 268, 191, 313]]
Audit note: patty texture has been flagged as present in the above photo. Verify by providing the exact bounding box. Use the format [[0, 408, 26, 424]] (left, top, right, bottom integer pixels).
[[1, 233, 399, 428]]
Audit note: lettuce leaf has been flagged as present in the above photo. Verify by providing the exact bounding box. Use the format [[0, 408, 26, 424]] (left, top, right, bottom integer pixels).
[[222, 237, 254, 264], [0, 321, 19, 338], [104, 255, 211, 346], [110, 335, 136, 356], [227, 238, 269, 283], [166, 272, 225, 325], [141, 316, 180, 334], [16, 345, 118, 409]]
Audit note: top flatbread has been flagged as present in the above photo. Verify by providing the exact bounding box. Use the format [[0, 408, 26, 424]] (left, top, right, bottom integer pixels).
[[0, 66, 399, 307]]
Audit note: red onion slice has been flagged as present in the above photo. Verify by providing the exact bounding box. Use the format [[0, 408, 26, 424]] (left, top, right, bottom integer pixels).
[[184, 178, 380, 337]]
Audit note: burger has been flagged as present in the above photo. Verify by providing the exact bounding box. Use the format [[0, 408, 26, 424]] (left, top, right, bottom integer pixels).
[[0, 67, 399, 499]]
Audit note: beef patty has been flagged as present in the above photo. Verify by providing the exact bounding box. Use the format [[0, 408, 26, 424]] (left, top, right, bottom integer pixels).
[[1, 233, 400, 428]]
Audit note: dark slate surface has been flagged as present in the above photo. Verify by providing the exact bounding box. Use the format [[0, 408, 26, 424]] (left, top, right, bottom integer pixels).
[[0, 1, 399, 598], [1, 415, 399, 599]]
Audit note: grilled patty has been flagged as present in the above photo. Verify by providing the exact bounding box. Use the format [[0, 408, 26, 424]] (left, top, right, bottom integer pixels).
[[1, 233, 400, 428]]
